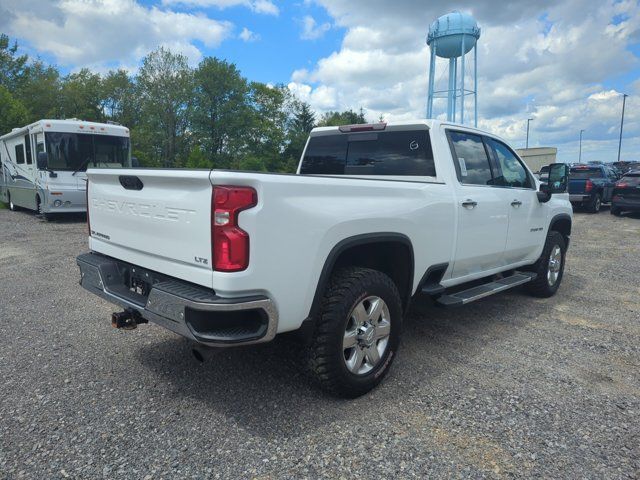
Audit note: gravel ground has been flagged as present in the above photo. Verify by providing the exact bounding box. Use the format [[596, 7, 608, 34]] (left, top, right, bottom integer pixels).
[[0, 207, 639, 479]]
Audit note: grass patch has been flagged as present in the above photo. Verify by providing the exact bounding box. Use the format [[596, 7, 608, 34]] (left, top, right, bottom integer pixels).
[[0, 202, 6, 209]]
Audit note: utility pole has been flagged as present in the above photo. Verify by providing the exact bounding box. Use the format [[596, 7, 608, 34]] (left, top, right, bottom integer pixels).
[[617, 93, 628, 163], [579, 129, 585, 163], [526, 118, 533, 149]]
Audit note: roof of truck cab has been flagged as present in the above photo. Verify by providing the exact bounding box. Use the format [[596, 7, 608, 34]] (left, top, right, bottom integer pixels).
[[1, 119, 130, 140], [309, 119, 494, 136]]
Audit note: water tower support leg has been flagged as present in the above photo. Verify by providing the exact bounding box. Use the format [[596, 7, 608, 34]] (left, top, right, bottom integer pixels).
[[448, 58, 455, 122], [427, 46, 436, 118], [474, 45, 478, 128], [460, 34, 466, 125]]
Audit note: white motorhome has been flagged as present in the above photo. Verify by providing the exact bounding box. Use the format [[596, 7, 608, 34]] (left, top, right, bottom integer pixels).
[[0, 119, 131, 216]]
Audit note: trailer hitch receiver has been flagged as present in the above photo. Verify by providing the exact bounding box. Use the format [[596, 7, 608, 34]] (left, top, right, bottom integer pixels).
[[111, 309, 148, 330]]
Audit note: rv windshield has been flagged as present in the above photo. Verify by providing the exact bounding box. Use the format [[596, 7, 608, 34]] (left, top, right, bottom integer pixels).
[[44, 133, 130, 171]]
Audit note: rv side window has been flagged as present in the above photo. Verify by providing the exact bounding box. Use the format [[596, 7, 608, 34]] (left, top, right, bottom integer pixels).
[[15, 144, 25, 165], [24, 134, 32, 165]]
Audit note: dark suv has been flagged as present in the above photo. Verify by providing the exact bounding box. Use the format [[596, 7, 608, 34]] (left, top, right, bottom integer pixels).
[[611, 170, 640, 216]]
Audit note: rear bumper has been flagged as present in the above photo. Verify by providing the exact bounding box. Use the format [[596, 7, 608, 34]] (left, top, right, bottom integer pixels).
[[569, 194, 590, 203], [41, 188, 87, 213], [612, 199, 640, 210], [76, 252, 278, 347]]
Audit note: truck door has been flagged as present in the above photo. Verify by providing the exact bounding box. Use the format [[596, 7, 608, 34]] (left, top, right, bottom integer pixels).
[[446, 130, 509, 279], [484, 137, 546, 265]]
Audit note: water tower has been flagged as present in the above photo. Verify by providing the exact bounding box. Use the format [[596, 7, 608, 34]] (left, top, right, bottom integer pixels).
[[426, 11, 481, 126]]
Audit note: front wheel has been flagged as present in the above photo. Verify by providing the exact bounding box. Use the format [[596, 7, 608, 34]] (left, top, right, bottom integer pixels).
[[308, 267, 402, 398], [525, 231, 567, 298], [8, 193, 16, 211]]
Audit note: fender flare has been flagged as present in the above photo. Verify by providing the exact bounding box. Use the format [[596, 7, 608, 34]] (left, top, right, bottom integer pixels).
[[548, 213, 572, 245], [307, 232, 415, 320]]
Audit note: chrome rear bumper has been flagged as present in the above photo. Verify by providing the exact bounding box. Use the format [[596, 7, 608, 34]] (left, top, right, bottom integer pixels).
[[77, 252, 278, 347]]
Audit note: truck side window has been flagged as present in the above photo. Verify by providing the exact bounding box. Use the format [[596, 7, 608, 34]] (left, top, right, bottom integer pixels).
[[15, 144, 25, 165], [485, 137, 532, 189], [300, 135, 347, 174], [448, 131, 492, 185]]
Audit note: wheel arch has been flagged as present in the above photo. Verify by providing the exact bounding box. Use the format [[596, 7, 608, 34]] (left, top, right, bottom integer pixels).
[[549, 213, 572, 246], [308, 233, 415, 320]]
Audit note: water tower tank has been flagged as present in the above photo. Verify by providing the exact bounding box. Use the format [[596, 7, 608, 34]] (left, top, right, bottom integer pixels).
[[427, 11, 480, 58], [426, 11, 481, 126]]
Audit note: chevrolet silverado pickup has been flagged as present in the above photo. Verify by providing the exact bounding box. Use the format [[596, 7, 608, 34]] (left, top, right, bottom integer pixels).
[[77, 120, 572, 397]]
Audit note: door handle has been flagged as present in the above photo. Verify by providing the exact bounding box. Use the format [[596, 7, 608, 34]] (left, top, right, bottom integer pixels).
[[511, 200, 522, 207], [461, 199, 477, 208]]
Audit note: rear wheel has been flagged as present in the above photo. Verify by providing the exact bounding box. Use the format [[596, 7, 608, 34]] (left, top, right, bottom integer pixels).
[[525, 231, 566, 298], [308, 267, 402, 398], [588, 193, 602, 213]]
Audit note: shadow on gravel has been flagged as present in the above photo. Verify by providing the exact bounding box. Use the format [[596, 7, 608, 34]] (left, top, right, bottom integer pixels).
[[134, 290, 532, 439], [6, 208, 87, 223]]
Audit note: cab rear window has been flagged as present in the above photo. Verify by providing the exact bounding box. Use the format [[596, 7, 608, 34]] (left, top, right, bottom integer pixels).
[[300, 130, 436, 176], [570, 168, 603, 179]]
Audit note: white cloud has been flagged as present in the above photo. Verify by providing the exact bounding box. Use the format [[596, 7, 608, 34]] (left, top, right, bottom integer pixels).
[[161, 0, 279, 15], [2, 0, 233, 68], [300, 15, 331, 40], [291, 0, 640, 162], [239, 27, 260, 42]]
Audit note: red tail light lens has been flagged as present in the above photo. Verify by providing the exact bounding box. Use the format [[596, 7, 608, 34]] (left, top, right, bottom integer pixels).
[[585, 180, 593, 192], [212, 186, 257, 272], [615, 182, 628, 188]]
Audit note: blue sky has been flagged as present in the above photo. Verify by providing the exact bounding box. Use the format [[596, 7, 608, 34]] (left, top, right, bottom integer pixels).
[[2, 0, 640, 162]]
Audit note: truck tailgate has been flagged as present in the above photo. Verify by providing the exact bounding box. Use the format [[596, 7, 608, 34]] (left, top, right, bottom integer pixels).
[[568, 179, 587, 194], [86, 169, 214, 288]]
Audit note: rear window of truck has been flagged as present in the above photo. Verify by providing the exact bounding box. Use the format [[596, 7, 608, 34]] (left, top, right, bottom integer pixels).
[[570, 168, 603, 179], [300, 130, 436, 176]]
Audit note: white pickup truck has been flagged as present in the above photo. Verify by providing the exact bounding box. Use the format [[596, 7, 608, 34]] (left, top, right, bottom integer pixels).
[[77, 120, 572, 397]]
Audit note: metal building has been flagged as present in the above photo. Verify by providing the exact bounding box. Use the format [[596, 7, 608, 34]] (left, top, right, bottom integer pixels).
[[426, 11, 481, 126]]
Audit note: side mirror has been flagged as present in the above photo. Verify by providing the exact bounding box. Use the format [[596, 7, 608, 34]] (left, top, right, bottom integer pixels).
[[37, 152, 48, 170], [537, 163, 568, 203], [131, 156, 140, 168], [537, 182, 551, 203]]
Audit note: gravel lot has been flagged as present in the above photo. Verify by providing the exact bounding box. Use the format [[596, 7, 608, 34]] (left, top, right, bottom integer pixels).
[[0, 207, 639, 479]]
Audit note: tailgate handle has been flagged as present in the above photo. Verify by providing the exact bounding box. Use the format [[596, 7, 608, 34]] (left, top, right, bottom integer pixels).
[[119, 176, 144, 191]]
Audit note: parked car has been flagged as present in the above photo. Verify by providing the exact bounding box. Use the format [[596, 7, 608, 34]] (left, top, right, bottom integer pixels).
[[76, 120, 572, 397], [569, 164, 619, 213], [611, 170, 640, 216]]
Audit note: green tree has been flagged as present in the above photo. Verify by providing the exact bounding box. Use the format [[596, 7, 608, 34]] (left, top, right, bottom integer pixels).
[[318, 108, 367, 127], [136, 47, 193, 167], [245, 82, 288, 171], [18, 60, 60, 121], [191, 57, 249, 168], [100, 69, 136, 126], [0, 85, 28, 134], [283, 98, 315, 171], [59, 68, 104, 121], [0, 33, 28, 91]]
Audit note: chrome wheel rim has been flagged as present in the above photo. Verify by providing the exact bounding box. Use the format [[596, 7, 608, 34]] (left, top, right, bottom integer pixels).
[[9, 199, 14, 210], [343, 296, 391, 375], [595, 197, 601, 211], [547, 245, 562, 286]]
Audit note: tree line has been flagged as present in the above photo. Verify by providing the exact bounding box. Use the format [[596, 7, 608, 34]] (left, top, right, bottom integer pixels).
[[0, 33, 369, 171]]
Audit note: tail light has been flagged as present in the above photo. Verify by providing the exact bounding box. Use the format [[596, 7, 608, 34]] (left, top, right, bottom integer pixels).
[[585, 180, 593, 192], [615, 182, 628, 188], [212, 186, 257, 272]]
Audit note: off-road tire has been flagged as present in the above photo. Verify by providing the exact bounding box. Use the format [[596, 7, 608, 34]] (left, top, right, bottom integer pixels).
[[525, 230, 566, 298], [308, 267, 402, 398], [588, 193, 602, 213]]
